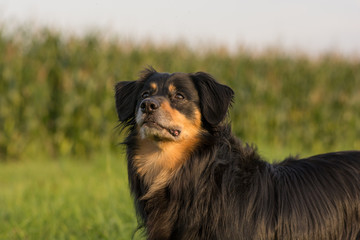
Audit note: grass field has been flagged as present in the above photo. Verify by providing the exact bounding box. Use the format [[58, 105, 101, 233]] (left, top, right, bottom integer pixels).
[[0, 153, 146, 240], [0, 148, 324, 240]]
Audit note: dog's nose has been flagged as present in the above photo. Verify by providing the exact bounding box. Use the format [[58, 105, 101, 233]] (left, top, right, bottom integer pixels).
[[140, 99, 160, 114]]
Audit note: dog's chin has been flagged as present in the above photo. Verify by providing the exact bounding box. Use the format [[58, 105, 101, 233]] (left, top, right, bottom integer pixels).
[[139, 122, 181, 142]]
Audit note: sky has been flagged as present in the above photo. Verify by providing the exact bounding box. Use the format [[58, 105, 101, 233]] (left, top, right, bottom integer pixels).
[[1, 0, 360, 56]]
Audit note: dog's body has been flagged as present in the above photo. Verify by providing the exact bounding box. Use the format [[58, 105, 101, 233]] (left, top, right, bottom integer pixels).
[[115, 68, 360, 240]]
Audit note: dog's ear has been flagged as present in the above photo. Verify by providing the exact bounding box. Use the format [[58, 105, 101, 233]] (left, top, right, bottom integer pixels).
[[115, 67, 156, 122], [191, 72, 234, 127], [115, 81, 142, 122]]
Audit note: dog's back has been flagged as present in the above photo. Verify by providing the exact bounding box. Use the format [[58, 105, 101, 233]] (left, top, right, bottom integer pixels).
[[272, 151, 360, 239]]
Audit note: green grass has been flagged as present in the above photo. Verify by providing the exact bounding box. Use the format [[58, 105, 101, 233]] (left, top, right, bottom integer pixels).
[[0, 149, 336, 240], [0, 153, 145, 240], [0, 148, 309, 240], [0, 149, 321, 240]]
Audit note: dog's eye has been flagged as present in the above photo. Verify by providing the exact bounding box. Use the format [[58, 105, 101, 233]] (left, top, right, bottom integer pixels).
[[141, 91, 150, 99], [175, 93, 185, 100]]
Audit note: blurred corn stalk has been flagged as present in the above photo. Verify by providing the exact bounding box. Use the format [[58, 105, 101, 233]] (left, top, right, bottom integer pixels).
[[0, 25, 360, 161]]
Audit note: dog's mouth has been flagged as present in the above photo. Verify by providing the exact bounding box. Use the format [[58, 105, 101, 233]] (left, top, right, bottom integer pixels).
[[142, 120, 181, 138]]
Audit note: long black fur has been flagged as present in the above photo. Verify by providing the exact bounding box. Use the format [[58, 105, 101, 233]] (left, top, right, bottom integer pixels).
[[115, 68, 360, 240]]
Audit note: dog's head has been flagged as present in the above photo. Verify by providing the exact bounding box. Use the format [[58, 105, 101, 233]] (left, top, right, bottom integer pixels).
[[115, 67, 234, 143]]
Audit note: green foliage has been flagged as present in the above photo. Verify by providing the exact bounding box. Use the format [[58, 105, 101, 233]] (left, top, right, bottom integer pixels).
[[0, 26, 360, 161], [0, 154, 143, 240]]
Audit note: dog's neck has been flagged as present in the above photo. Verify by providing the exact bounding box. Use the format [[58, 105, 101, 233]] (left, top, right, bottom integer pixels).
[[133, 136, 201, 199]]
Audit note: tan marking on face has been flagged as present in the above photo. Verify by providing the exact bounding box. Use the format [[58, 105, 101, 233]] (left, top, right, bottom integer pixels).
[[150, 82, 157, 91], [133, 100, 203, 199], [168, 84, 176, 93]]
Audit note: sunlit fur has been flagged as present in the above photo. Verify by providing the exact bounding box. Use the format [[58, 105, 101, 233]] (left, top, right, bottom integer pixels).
[[115, 68, 360, 240]]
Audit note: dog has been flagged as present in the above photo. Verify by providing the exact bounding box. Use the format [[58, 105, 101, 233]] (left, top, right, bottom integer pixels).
[[115, 67, 360, 240]]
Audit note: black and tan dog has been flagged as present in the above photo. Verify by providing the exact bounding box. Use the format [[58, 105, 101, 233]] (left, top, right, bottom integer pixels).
[[115, 67, 360, 240]]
